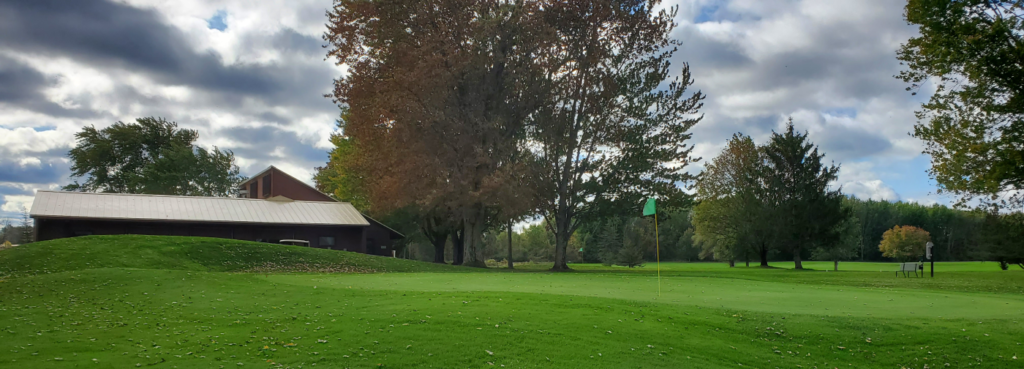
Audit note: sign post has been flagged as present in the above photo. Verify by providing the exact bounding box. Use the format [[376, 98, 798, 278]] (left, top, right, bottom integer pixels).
[[926, 241, 934, 277]]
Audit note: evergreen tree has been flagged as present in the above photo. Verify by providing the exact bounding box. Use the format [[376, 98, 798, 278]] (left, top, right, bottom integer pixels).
[[18, 207, 33, 245], [763, 120, 847, 269]]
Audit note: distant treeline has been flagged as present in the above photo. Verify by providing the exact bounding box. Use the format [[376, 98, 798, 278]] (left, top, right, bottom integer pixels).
[[403, 196, 1023, 266]]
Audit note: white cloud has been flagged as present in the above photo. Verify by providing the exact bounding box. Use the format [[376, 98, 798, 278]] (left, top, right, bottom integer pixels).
[[1, 195, 34, 213], [842, 180, 900, 202]]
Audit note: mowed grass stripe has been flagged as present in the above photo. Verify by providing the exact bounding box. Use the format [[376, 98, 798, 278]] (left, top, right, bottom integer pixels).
[[269, 272, 1024, 319]]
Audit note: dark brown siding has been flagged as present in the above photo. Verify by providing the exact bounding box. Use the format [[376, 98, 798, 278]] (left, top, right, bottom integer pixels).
[[35, 218, 365, 251], [269, 168, 334, 202], [237, 167, 334, 202], [364, 222, 396, 256]]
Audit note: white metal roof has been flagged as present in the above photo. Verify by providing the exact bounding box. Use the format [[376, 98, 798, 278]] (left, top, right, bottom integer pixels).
[[29, 191, 370, 226]]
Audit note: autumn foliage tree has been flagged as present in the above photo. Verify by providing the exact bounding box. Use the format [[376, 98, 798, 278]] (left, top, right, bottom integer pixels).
[[878, 225, 931, 262], [325, 0, 549, 267]]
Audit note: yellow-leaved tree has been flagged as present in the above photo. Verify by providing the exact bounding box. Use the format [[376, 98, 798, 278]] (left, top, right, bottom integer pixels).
[[878, 225, 931, 262]]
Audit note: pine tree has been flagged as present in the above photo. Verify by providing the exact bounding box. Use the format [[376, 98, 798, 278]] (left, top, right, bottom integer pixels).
[[19, 207, 33, 245], [763, 119, 847, 269]]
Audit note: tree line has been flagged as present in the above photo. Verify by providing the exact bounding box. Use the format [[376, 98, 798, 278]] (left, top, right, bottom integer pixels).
[[1, 208, 35, 246]]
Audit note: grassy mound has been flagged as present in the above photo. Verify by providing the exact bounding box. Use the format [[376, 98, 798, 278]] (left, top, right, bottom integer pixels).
[[0, 235, 459, 276]]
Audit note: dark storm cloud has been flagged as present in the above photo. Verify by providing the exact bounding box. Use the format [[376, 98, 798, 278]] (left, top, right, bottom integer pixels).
[[221, 125, 328, 163], [0, 159, 69, 185], [0, 0, 279, 96], [0, 55, 99, 118], [270, 29, 324, 58], [810, 124, 893, 162], [0, 184, 32, 197]]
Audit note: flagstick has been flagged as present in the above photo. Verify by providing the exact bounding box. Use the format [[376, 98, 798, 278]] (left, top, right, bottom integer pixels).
[[655, 212, 661, 297]]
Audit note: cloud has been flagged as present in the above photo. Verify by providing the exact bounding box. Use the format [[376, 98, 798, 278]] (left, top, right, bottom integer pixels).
[[842, 180, 900, 202], [0, 195, 34, 214], [0, 0, 277, 95], [0, 0, 947, 218], [0, 55, 99, 118], [0, 159, 68, 185]]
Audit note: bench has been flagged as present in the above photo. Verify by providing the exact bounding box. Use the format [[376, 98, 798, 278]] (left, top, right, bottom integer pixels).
[[897, 262, 923, 277]]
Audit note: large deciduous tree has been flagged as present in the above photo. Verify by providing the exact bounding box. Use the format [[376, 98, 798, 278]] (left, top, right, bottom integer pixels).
[[763, 120, 847, 270], [692, 134, 770, 267], [64, 117, 244, 197], [898, 0, 1024, 210], [325, 0, 547, 267], [531, 0, 703, 271]]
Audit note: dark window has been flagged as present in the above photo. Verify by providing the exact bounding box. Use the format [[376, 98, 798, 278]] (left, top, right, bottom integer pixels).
[[318, 236, 335, 247], [262, 175, 272, 197], [249, 182, 258, 198]]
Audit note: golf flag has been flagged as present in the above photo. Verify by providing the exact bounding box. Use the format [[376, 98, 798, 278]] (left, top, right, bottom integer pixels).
[[643, 198, 656, 216], [642, 198, 661, 296]]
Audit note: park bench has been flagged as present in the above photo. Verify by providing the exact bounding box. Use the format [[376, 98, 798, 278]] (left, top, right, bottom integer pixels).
[[897, 262, 923, 277]]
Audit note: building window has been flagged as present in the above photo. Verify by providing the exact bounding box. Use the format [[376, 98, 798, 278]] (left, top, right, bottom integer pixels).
[[318, 236, 335, 247], [262, 175, 272, 197], [249, 182, 258, 198]]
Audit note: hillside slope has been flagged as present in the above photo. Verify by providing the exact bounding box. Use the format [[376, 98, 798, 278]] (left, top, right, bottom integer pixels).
[[0, 235, 461, 276]]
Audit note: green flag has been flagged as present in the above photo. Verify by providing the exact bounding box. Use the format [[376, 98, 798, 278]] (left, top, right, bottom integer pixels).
[[642, 198, 656, 216]]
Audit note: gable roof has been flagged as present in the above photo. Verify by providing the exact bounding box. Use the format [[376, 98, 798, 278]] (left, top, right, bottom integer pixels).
[[30, 191, 369, 226], [362, 213, 406, 239], [240, 165, 336, 202]]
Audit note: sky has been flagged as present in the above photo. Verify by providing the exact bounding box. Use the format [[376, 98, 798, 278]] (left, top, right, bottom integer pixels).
[[0, 0, 947, 221]]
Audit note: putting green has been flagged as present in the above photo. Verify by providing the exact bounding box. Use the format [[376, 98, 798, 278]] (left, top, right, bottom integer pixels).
[[267, 272, 1024, 319]]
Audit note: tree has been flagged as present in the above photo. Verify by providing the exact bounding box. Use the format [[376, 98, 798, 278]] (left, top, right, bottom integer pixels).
[[763, 120, 847, 269], [597, 217, 623, 266], [879, 225, 931, 262], [64, 117, 244, 197], [18, 207, 32, 245], [812, 215, 861, 271], [618, 218, 653, 268], [980, 213, 1024, 270], [692, 134, 773, 267], [314, 110, 371, 212], [0, 217, 11, 244], [529, 0, 703, 271], [325, 0, 547, 267], [898, 0, 1024, 210]]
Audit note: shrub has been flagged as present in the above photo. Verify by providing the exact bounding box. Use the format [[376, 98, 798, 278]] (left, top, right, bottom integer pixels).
[[878, 225, 930, 262]]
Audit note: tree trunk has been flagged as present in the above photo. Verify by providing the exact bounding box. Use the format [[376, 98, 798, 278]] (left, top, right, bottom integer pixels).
[[759, 243, 769, 267], [833, 259, 838, 271], [451, 230, 464, 266], [461, 209, 487, 268], [793, 247, 803, 269], [507, 221, 514, 270], [431, 233, 448, 264], [728, 259, 735, 267], [550, 206, 572, 271]]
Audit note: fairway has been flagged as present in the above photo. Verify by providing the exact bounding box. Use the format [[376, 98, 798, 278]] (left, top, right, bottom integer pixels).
[[1, 236, 1023, 368], [271, 269, 1024, 319]]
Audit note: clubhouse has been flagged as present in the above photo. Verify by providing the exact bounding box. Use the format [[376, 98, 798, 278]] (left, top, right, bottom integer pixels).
[[29, 166, 402, 255]]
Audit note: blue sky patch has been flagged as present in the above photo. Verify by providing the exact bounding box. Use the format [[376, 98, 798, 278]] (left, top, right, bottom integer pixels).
[[207, 10, 227, 31]]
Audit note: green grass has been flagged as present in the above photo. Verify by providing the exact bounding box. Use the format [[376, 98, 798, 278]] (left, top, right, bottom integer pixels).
[[1, 236, 1022, 368], [0, 235, 460, 276]]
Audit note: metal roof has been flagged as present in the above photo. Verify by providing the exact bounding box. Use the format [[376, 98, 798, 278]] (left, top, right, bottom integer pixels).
[[29, 191, 370, 226]]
